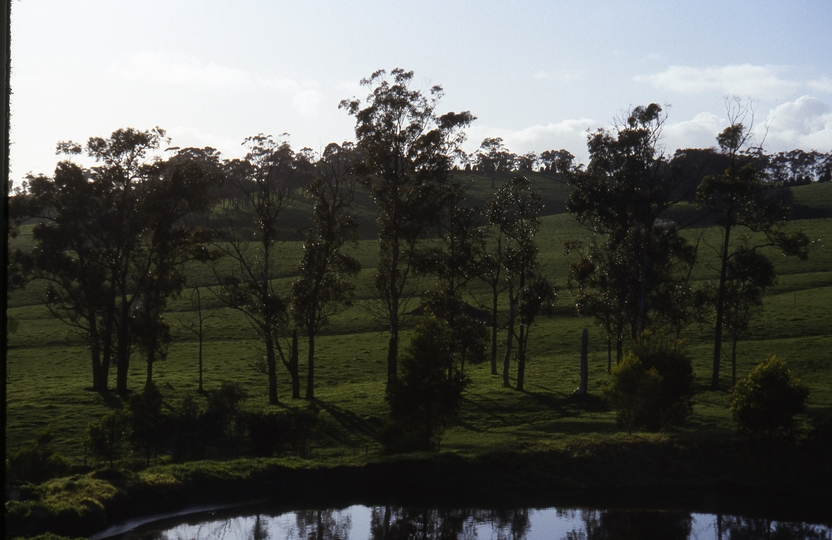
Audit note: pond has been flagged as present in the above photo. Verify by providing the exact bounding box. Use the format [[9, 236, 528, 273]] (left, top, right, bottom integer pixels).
[[94, 502, 831, 540]]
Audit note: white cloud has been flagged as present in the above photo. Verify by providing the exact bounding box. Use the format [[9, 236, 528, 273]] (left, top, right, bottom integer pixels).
[[466, 118, 597, 162], [764, 96, 832, 151], [807, 77, 832, 94], [637, 64, 799, 99], [292, 90, 324, 118], [110, 51, 252, 89], [110, 51, 324, 116], [533, 69, 583, 81], [662, 112, 724, 152]]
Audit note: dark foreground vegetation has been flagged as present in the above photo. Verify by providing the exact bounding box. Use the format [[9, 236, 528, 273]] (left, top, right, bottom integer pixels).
[[5, 70, 832, 538]]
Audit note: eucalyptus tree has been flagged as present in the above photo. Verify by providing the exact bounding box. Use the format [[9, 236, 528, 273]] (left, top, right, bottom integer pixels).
[[211, 134, 305, 403], [291, 142, 361, 399], [696, 113, 809, 388], [486, 176, 554, 390], [413, 181, 488, 378], [10, 128, 219, 393], [566, 104, 697, 353], [340, 68, 474, 387]]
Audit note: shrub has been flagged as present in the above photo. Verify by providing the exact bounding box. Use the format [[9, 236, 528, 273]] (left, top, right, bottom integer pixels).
[[127, 382, 168, 465], [603, 354, 663, 434], [6, 428, 72, 484], [630, 332, 695, 430], [383, 313, 467, 453], [731, 355, 809, 441], [85, 409, 132, 467], [246, 411, 287, 457], [167, 392, 209, 463]]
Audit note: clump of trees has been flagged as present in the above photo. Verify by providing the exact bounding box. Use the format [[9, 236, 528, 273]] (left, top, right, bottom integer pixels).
[[9, 69, 825, 465], [10, 129, 221, 394], [82, 381, 320, 466], [566, 104, 698, 368]]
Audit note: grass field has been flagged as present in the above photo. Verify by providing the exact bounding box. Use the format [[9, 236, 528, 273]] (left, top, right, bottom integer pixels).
[[6, 174, 832, 464]]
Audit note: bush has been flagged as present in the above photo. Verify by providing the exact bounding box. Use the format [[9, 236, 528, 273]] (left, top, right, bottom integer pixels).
[[731, 355, 809, 441], [6, 428, 72, 484], [85, 408, 132, 467], [603, 354, 663, 434], [167, 392, 209, 462], [246, 407, 319, 457], [127, 382, 168, 465], [383, 313, 467, 453], [630, 332, 695, 430], [602, 332, 694, 433]]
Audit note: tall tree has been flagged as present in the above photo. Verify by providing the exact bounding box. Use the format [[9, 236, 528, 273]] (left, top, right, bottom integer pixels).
[[340, 68, 474, 388], [720, 248, 776, 386], [486, 176, 552, 389], [696, 110, 809, 389], [566, 104, 696, 352], [413, 181, 488, 379], [10, 129, 218, 393], [291, 142, 361, 400], [478, 231, 507, 376], [211, 135, 304, 403]]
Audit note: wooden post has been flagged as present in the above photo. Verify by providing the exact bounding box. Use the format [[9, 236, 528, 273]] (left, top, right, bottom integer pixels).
[[579, 328, 589, 396]]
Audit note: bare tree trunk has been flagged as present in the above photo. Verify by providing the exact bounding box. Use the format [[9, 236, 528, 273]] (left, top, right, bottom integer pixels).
[[490, 292, 499, 375], [305, 329, 315, 399], [291, 329, 300, 399], [502, 298, 515, 388], [516, 324, 527, 391], [579, 328, 589, 396], [265, 335, 279, 405], [116, 301, 131, 395], [712, 223, 732, 389]]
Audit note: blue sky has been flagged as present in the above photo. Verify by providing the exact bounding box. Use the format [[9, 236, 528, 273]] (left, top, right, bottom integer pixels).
[[9, 0, 832, 181]]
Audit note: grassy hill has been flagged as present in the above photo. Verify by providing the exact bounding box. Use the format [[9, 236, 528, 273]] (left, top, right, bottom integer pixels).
[[6, 174, 831, 464]]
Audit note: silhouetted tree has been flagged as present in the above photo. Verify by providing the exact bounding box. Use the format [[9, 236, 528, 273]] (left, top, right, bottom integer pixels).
[[10, 129, 219, 393], [211, 135, 304, 403], [696, 105, 809, 389], [340, 68, 474, 389], [566, 104, 697, 353], [486, 176, 551, 389], [291, 142, 361, 399]]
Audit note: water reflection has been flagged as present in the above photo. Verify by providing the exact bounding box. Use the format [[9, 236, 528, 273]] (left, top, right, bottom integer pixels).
[[109, 505, 830, 540]]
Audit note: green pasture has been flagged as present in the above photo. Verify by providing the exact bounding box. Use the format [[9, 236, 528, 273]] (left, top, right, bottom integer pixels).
[[6, 176, 832, 464]]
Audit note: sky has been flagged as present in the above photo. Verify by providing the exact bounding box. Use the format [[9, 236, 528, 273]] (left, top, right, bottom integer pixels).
[[8, 0, 832, 182]]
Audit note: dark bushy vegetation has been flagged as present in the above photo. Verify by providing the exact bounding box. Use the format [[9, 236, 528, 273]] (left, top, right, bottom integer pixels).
[[731, 355, 810, 441], [382, 314, 468, 453], [246, 407, 319, 457], [603, 332, 694, 433], [6, 429, 72, 485]]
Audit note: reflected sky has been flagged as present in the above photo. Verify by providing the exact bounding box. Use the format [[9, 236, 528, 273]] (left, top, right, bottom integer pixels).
[[104, 504, 832, 540]]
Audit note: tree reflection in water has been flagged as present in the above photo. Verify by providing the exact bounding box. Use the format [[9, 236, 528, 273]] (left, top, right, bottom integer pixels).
[[294, 509, 352, 540], [565, 509, 692, 540], [108, 505, 831, 539], [368, 507, 531, 540], [718, 515, 830, 540]]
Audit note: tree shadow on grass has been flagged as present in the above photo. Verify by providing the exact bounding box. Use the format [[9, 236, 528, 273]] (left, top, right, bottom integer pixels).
[[310, 398, 380, 446], [522, 385, 609, 419]]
